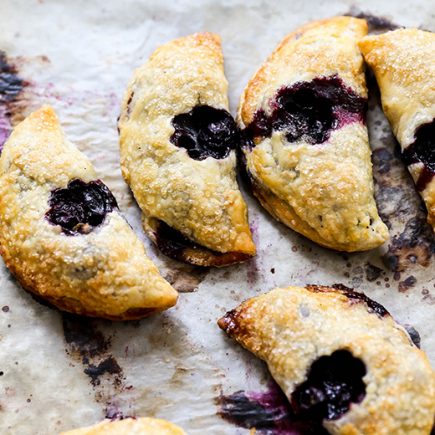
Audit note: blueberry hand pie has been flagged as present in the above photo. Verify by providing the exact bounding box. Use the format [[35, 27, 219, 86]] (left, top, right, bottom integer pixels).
[[0, 106, 178, 320], [359, 29, 435, 231], [238, 17, 389, 251], [118, 32, 256, 267], [60, 417, 186, 434], [219, 285, 435, 434]]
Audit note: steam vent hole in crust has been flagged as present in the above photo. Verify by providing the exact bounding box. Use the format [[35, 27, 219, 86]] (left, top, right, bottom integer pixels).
[[291, 350, 367, 421], [244, 75, 367, 147], [170, 105, 240, 160], [46, 179, 118, 235]]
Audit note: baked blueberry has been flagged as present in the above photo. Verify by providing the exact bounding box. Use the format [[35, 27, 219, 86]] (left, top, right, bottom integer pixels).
[[291, 350, 366, 421], [170, 105, 239, 160], [245, 76, 366, 146], [0, 51, 24, 102], [402, 120, 435, 191], [46, 179, 118, 235]]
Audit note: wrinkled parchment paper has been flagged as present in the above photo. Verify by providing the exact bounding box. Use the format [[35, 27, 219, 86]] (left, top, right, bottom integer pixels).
[[1, 0, 434, 433]]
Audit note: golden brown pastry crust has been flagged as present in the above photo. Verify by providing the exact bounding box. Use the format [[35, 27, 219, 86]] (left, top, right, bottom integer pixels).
[[219, 285, 435, 435], [60, 417, 186, 435], [359, 29, 435, 230], [0, 106, 178, 320], [238, 17, 389, 252], [118, 33, 255, 266]]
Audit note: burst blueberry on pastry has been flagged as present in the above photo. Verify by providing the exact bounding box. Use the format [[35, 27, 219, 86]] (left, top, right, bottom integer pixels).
[[238, 17, 389, 251], [359, 29, 435, 231], [60, 417, 186, 434], [118, 32, 256, 267], [218, 285, 435, 434], [0, 106, 178, 320]]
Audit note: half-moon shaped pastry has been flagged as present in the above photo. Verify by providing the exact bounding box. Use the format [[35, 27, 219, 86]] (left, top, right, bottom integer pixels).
[[60, 417, 186, 435], [238, 17, 389, 251], [219, 285, 435, 434], [118, 32, 256, 267], [0, 106, 178, 320], [359, 29, 435, 231]]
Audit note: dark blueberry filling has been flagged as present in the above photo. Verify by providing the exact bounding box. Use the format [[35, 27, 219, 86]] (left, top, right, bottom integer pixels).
[[306, 284, 389, 318], [404, 324, 421, 348], [46, 179, 118, 235], [217, 382, 328, 434], [291, 350, 367, 421], [402, 120, 435, 191], [170, 105, 240, 160], [244, 75, 367, 147], [153, 219, 251, 266], [154, 220, 200, 258], [0, 51, 24, 103], [329, 284, 389, 317], [347, 12, 400, 32]]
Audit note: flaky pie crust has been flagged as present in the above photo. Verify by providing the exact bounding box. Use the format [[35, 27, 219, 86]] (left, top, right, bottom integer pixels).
[[118, 33, 255, 265], [238, 17, 389, 252], [219, 285, 435, 435], [0, 106, 178, 320], [359, 29, 435, 231]]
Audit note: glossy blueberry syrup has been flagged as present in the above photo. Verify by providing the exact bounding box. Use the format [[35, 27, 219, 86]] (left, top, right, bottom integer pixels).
[[402, 120, 434, 191], [218, 351, 366, 432], [46, 179, 118, 235], [170, 105, 240, 160], [218, 381, 327, 434], [291, 350, 366, 421], [244, 76, 367, 147]]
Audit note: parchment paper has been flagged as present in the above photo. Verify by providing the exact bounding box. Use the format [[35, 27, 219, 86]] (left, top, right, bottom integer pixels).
[[0, 0, 434, 433]]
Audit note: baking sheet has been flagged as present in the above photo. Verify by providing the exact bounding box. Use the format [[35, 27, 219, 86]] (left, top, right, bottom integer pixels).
[[0, 0, 434, 433]]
